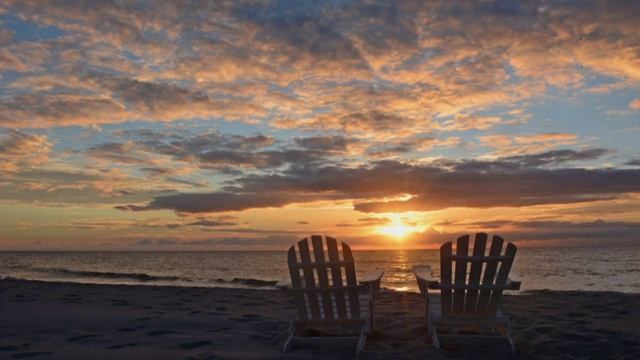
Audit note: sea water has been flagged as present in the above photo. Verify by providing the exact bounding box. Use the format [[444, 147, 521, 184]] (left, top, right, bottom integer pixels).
[[1, 247, 638, 293]]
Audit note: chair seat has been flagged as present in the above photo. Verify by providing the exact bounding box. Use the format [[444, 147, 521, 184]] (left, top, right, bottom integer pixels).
[[303, 292, 371, 320], [429, 296, 508, 330]]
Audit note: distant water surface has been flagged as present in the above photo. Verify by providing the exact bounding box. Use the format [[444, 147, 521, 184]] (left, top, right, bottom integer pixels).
[[1, 247, 638, 293]]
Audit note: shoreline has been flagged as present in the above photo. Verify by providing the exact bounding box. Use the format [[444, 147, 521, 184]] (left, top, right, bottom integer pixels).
[[1, 279, 639, 359]]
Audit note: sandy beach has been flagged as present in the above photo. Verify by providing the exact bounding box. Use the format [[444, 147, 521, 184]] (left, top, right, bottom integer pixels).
[[0, 279, 638, 359]]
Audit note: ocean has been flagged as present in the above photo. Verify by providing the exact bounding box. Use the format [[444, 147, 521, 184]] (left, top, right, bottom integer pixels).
[[1, 247, 639, 293]]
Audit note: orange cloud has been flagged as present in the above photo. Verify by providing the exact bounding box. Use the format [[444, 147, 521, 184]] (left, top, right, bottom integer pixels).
[[480, 133, 578, 157], [0, 130, 52, 174]]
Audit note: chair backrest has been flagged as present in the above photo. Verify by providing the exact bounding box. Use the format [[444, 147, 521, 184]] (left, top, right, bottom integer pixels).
[[287, 235, 361, 321], [440, 233, 517, 319]]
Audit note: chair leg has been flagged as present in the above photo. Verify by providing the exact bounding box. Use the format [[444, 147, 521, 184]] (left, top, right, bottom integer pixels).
[[356, 326, 367, 354], [506, 334, 516, 353], [431, 327, 441, 349], [282, 320, 295, 352], [424, 296, 430, 328], [368, 304, 375, 334], [505, 315, 516, 353], [428, 314, 440, 349]]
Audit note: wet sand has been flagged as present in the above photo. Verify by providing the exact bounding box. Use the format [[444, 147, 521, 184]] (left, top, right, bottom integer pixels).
[[1, 279, 638, 359]]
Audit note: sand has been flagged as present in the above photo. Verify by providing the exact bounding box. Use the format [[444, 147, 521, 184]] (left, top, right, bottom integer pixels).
[[1, 279, 638, 359]]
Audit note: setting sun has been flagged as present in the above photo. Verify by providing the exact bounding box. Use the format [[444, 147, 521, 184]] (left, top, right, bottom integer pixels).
[[379, 223, 412, 239]]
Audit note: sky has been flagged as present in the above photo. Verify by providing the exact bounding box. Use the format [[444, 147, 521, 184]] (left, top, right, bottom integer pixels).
[[0, 0, 639, 250]]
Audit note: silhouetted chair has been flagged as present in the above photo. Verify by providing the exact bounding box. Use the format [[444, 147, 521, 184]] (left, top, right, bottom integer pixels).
[[282, 235, 384, 354], [413, 233, 521, 351]]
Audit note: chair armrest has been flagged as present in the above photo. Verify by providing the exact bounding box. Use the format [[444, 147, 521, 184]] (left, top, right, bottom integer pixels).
[[276, 280, 291, 291], [413, 265, 439, 294], [505, 272, 521, 290], [359, 270, 384, 297], [359, 270, 384, 285]]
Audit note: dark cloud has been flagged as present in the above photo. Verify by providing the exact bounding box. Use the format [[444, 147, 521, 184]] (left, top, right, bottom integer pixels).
[[116, 149, 640, 214], [86, 142, 146, 164], [88, 131, 349, 171], [116, 192, 295, 213], [294, 136, 358, 153], [436, 219, 640, 246], [501, 148, 611, 167], [187, 216, 238, 227]]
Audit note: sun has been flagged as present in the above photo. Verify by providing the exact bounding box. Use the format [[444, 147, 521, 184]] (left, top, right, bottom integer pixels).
[[378, 223, 412, 239], [374, 214, 428, 241]]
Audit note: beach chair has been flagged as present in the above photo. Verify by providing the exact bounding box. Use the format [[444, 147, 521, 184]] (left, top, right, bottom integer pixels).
[[282, 235, 384, 354], [413, 233, 521, 352]]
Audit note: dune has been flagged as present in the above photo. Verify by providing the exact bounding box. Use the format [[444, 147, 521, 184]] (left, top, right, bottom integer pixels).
[[0, 279, 638, 359]]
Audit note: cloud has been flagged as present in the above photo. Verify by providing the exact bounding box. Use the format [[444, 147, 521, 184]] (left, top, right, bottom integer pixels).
[[497, 148, 611, 168], [88, 131, 357, 172], [437, 219, 640, 246], [294, 136, 363, 154], [1, 0, 639, 131], [116, 148, 639, 214], [367, 137, 461, 158], [86, 141, 147, 164], [479, 133, 578, 156], [0, 73, 268, 128], [187, 215, 238, 227], [0, 130, 52, 173], [135, 234, 299, 248], [116, 192, 296, 213], [630, 99, 640, 110], [437, 115, 505, 131]]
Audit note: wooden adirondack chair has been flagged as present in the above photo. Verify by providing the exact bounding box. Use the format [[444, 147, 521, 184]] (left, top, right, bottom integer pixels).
[[282, 235, 384, 354], [413, 233, 521, 352]]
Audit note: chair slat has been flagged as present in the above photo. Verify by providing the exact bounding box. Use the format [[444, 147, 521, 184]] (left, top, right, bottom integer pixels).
[[487, 242, 517, 316], [440, 242, 453, 316], [326, 236, 348, 319], [288, 261, 351, 269], [434, 283, 517, 290], [342, 242, 360, 319], [453, 235, 469, 314], [450, 255, 512, 261], [298, 238, 321, 319], [287, 247, 307, 319], [464, 233, 487, 315], [476, 235, 503, 314], [312, 235, 334, 319]]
